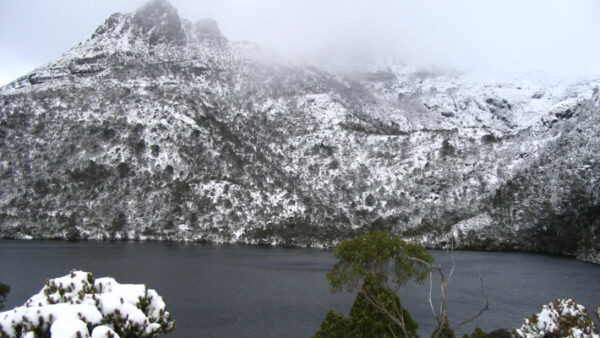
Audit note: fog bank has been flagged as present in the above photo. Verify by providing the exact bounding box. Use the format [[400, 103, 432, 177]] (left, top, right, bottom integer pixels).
[[1, 0, 599, 85]]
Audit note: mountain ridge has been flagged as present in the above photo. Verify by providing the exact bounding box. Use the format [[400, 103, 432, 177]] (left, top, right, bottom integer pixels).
[[1, 0, 599, 263]]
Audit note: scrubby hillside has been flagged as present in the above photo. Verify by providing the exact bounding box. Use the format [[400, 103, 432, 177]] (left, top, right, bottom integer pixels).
[[1, 0, 598, 262]]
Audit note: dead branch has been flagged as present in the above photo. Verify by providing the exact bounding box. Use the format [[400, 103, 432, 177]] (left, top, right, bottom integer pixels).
[[428, 269, 437, 322], [451, 266, 489, 331]]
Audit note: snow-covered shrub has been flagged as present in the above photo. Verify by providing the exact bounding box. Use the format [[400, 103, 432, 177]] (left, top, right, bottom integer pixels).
[[0, 270, 175, 338], [514, 298, 599, 338]]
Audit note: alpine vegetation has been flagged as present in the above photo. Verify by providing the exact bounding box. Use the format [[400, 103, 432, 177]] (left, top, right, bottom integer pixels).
[[514, 298, 600, 338], [0, 270, 175, 338], [1, 0, 599, 262]]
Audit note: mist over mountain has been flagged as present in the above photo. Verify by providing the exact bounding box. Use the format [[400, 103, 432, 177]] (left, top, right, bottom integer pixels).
[[1, 0, 599, 263]]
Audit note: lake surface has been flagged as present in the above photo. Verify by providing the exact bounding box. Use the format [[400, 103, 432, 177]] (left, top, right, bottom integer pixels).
[[1, 240, 600, 337]]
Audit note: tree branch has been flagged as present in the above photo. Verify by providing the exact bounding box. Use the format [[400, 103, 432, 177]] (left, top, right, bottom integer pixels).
[[361, 287, 410, 338], [428, 269, 437, 322], [451, 266, 489, 330], [390, 292, 408, 337], [388, 324, 399, 338], [447, 239, 456, 284]]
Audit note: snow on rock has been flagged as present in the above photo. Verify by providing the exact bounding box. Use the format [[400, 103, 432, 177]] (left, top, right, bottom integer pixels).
[[0, 270, 175, 338], [515, 298, 599, 338]]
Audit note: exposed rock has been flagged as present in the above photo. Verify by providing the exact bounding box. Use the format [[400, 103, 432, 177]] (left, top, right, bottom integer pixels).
[[132, 0, 186, 45]]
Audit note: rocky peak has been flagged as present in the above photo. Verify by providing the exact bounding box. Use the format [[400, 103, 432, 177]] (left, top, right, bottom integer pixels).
[[192, 19, 227, 44], [91, 12, 128, 40], [131, 0, 186, 45], [89, 0, 227, 49]]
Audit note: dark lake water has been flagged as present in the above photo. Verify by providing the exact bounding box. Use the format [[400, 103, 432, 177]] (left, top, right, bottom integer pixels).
[[1, 240, 600, 337]]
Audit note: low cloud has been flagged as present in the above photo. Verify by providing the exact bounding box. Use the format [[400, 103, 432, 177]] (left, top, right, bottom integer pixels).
[[1, 0, 599, 84], [176, 0, 600, 75]]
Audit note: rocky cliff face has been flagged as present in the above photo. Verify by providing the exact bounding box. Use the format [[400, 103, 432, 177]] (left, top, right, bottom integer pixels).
[[1, 0, 599, 262]]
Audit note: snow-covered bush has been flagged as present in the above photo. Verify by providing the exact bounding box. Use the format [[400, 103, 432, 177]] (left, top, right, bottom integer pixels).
[[0, 270, 175, 338], [514, 298, 599, 338]]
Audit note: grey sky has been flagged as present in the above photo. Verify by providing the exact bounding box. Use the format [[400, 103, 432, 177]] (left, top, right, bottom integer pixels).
[[1, 0, 600, 86]]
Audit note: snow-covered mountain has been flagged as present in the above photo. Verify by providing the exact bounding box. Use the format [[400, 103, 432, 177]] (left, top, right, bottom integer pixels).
[[1, 0, 599, 262]]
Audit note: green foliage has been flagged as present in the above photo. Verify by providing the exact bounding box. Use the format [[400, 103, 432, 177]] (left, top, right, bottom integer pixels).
[[313, 310, 347, 338], [462, 328, 511, 338], [463, 327, 488, 338], [327, 231, 433, 293], [317, 232, 432, 338], [432, 317, 455, 338], [314, 275, 418, 338], [349, 275, 418, 337], [0, 282, 9, 310], [487, 329, 510, 338]]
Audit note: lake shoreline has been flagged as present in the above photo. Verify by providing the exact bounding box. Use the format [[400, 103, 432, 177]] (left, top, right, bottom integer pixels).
[[2, 236, 596, 265]]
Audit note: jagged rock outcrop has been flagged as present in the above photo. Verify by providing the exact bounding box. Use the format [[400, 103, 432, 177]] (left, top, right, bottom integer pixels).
[[1, 0, 599, 262], [132, 0, 187, 45]]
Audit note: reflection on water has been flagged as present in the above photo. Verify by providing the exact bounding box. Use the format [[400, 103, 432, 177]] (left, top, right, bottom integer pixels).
[[1, 240, 600, 337]]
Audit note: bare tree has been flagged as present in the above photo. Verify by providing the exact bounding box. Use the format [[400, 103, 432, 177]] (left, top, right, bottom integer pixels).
[[425, 242, 489, 338]]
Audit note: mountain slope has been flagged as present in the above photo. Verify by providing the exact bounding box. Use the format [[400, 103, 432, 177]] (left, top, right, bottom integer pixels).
[[1, 0, 599, 262]]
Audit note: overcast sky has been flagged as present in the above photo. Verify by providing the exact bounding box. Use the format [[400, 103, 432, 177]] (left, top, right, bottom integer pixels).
[[1, 0, 600, 86]]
